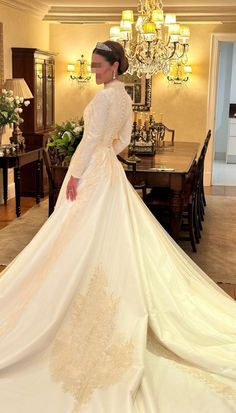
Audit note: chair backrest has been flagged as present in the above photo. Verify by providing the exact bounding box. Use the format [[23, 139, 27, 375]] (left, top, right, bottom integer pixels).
[[152, 122, 175, 147]]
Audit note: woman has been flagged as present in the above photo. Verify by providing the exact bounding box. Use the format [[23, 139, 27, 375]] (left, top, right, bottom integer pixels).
[[0, 40, 236, 413]]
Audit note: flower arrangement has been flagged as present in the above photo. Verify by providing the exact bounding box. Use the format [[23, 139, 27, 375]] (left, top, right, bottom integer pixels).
[[0, 89, 30, 127], [48, 118, 84, 164]]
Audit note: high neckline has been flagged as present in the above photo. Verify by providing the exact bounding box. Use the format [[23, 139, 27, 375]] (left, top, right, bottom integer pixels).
[[104, 79, 123, 89]]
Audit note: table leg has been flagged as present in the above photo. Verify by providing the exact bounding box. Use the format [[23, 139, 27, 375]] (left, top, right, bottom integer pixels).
[[14, 167, 21, 217], [170, 189, 183, 240], [35, 159, 41, 204], [3, 167, 8, 205]]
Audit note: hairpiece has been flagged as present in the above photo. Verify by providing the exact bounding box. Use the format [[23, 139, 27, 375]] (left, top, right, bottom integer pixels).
[[95, 42, 113, 52]]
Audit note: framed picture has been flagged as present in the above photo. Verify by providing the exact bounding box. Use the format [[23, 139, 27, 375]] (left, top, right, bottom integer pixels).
[[0, 23, 3, 89], [120, 73, 152, 112]]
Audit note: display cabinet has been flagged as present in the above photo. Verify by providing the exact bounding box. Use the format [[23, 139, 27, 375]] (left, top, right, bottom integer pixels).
[[12, 48, 56, 196]]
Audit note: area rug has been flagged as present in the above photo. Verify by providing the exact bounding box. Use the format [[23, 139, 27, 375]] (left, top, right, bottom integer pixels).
[[0, 200, 48, 265], [180, 195, 236, 284]]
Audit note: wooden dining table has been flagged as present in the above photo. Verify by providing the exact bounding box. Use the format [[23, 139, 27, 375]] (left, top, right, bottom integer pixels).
[[121, 141, 200, 240]]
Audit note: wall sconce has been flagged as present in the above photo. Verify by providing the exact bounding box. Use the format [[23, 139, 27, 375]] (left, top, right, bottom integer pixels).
[[67, 55, 91, 84], [167, 63, 192, 84]]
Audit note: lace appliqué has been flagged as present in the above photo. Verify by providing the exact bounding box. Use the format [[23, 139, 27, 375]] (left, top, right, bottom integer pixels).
[[49, 266, 133, 411], [147, 327, 236, 404]]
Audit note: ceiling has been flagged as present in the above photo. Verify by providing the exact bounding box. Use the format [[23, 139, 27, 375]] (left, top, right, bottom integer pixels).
[[2, 0, 236, 24]]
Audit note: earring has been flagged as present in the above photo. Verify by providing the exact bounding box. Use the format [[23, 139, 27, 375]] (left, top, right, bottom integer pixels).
[[113, 70, 116, 80]]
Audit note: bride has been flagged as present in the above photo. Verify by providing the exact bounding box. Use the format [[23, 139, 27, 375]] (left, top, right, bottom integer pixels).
[[0, 40, 236, 413]]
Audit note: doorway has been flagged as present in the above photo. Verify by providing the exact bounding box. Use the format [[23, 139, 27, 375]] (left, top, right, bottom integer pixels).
[[208, 34, 236, 187]]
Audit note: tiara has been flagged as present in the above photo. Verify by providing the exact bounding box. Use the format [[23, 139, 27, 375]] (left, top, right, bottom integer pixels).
[[95, 42, 112, 52]]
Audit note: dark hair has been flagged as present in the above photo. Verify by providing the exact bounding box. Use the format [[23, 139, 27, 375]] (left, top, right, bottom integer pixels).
[[92, 40, 129, 75]]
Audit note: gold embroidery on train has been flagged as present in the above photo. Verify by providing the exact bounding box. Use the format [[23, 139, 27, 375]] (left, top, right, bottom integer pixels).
[[50, 266, 133, 411]]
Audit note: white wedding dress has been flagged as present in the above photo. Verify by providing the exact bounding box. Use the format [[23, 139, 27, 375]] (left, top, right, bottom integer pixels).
[[1, 80, 236, 413]]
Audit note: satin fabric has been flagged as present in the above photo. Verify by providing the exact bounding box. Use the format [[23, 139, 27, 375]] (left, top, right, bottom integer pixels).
[[1, 80, 236, 412]]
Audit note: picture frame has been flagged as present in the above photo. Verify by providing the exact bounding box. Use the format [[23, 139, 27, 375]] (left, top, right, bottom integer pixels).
[[120, 73, 152, 112]]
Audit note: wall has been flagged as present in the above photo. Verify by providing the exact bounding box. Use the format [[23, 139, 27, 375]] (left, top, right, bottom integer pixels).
[[49, 24, 109, 123], [230, 43, 236, 103], [214, 42, 233, 160], [0, 4, 49, 202]]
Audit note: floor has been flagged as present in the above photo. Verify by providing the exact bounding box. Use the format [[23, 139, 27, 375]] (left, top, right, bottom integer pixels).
[[212, 160, 236, 186], [0, 188, 236, 300]]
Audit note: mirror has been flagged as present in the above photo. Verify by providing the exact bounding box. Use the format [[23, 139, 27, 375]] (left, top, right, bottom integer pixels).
[[120, 73, 152, 112]]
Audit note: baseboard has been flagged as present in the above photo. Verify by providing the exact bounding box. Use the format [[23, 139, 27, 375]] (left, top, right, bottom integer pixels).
[[0, 183, 15, 205]]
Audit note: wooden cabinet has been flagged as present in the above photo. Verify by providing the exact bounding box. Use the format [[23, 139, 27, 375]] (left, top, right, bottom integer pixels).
[[12, 48, 56, 196]]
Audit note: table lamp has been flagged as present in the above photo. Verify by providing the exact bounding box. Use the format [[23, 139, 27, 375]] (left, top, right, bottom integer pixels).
[[4, 78, 33, 147]]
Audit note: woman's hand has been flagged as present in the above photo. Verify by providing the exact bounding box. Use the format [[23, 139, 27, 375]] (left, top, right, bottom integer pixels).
[[66, 175, 79, 201]]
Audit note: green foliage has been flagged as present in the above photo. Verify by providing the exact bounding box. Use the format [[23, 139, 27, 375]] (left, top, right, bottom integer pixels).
[[48, 118, 84, 163]]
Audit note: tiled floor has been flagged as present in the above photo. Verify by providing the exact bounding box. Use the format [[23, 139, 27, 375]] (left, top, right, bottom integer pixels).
[[212, 160, 236, 186]]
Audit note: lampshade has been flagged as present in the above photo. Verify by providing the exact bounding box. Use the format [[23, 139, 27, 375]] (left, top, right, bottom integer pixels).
[[168, 23, 180, 35], [4, 78, 33, 99], [184, 65, 192, 73], [152, 9, 164, 24], [122, 10, 134, 22], [67, 64, 75, 72], [120, 20, 132, 32], [110, 26, 120, 40], [164, 13, 176, 25]]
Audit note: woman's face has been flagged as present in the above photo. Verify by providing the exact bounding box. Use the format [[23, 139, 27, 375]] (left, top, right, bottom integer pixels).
[[91, 53, 118, 85]]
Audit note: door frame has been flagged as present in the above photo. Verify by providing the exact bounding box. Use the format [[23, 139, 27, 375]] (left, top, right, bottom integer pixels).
[[207, 33, 236, 185]]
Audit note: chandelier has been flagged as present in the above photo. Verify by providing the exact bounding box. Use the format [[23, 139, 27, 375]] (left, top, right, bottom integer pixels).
[[110, 0, 190, 79]]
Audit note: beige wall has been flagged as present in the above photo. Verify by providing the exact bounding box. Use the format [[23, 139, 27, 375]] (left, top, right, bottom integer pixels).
[[50, 23, 110, 123], [0, 4, 49, 201]]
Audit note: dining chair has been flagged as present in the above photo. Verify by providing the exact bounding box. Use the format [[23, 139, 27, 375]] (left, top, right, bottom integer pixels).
[[152, 122, 175, 147]]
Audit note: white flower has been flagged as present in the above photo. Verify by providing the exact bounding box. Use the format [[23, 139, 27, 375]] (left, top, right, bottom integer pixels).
[[19, 97, 24, 103], [73, 126, 83, 134], [15, 96, 19, 101], [2, 89, 7, 94], [15, 99, 20, 105], [24, 100, 30, 107]]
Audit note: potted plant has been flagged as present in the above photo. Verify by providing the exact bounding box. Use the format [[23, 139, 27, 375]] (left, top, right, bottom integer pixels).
[[47, 118, 84, 166]]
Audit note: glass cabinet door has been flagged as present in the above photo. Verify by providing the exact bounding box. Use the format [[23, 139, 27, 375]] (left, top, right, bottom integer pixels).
[[35, 61, 44, 130], [45, 61, 54, 128]]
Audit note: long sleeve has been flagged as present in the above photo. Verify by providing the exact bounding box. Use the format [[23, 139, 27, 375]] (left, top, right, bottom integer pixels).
[[112, 106, 132, 155], [69, 91, 110, 179]]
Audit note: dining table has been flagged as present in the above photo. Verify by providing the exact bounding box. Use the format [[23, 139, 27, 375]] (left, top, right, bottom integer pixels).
[[121, 141, 200, 240]]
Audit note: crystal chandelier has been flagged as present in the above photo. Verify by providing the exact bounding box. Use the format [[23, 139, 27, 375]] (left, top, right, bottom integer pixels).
[[110, 0, 190, 79]]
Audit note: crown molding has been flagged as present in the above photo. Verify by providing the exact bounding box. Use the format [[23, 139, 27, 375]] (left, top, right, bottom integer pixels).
[[1, 1, 236, 24], [0, 0, 49, 18], [43, 5, 236, 24]]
